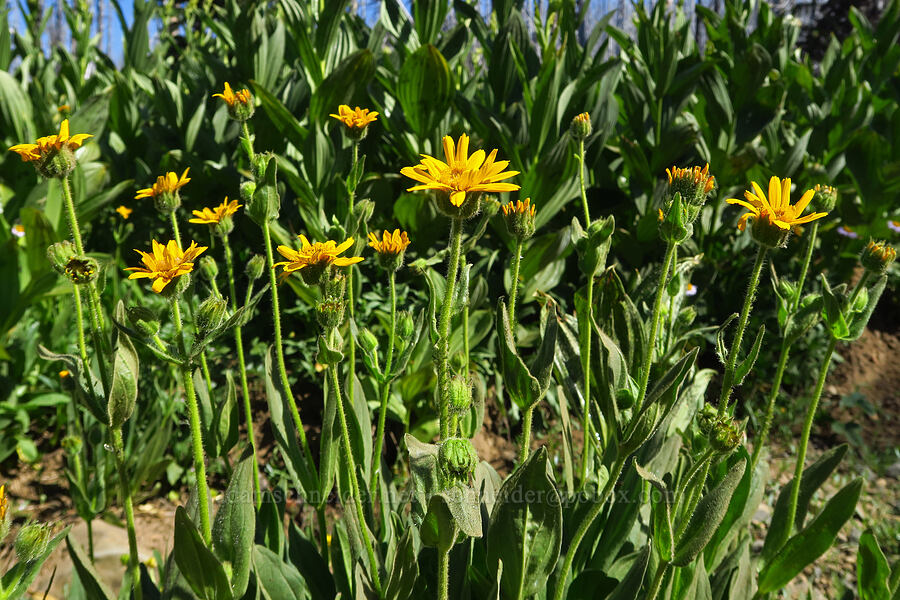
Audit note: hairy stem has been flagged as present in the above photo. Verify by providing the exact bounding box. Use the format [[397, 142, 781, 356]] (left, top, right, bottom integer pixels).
[[636, 241, 677, 411], [112, 427, 142, 600], [518, 405, 534, 464], [438, 218, 464, 440], [508, 239, 523, 339], [370, 272, 397, 506]]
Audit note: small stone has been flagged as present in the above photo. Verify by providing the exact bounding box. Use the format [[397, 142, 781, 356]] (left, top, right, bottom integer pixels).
[[884, 461, 900, 479]]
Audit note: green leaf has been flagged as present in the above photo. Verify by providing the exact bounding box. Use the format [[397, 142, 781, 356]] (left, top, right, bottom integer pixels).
[[397, 44, 453, 136], [384, 527, 419, 600], [413, 0, 449, 44], [846, 275, 887, 340], [636, 463, 674, 561], [212, 450, 256, 598], [108, 301, 139, 429], [496, 300, 558, 410], [37, 345, 106, 423], [820, 275, 851, 340], [173, 507, 232, 600], [406, 433, 441, 521], [66, 535, 115, 600], [316, 335, 344, 366], [250, 80, 309, 149], [672, 459, 746, 566], [758, 478, 862, 593], [762, 444, 848, 561], [309, 49, 376, 124], [644, 346, 700, 409], [607, 546, 651, 600], [253, 544, 310, 600], [733, 324, 764, 386], [857, 530, 892, 600], [487, 447, 563, 600], [421, 484, 481, 550]]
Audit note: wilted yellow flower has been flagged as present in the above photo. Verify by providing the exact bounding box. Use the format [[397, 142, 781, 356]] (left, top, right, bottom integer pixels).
[[401, 134, 520, 208], [189, 197, 242, 225], [116, 205, 133, 219], [125, 239, 207, 293], [727, 176, 827, 246], [330, 105, 379, 131], [212, 82, 252, 107], [8, 119, 92, 163], [135, 168, 191, 200], [368, 229, 410, 255], [274, 235, 363, 277]]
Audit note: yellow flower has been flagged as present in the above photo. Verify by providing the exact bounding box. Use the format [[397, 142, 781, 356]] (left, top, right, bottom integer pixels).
[[116, 205, 133, 219], [727, 176, 827, 233], [368, 229, 410, 255], [135, 168, 191, 200], [0, 484, 7, 522], [59, 370, 70, 378], [212, 82, 253, 107], [330, 105, 379, 130], [400, 134, 520, 207], [8, 119, 92, 162], [501, 197, 537, 240], [666, 163, 716, 196], [189, 197, 242, 225], [58, 105, 70, 113], [501, 197, 536, 218], [125, 239, 208, 293], [274, 235, 363, 276]]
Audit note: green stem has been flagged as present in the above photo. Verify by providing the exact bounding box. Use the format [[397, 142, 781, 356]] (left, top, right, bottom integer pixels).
[[370, 272, 397, 504], [224, 236, 261, 506], [578, 139, 590, 225], [792, 222, 819, 312], [438, 219, 464, 440], [636, 242, 677, 411], [579, 276, 594, 486], [751, 342, 790, 471], [438, 546, 450, 600], [717, 245, 767, 417], [169, 211, 182, 248], [646, 561, 669, 600], [262, 222, 317, 474], [553, 457, 627, 600], [172, 300, 212, 544], [241, 121, 256, 162], [72, 285, 91, 382], [329, 350, 382, 595], [112, 427, 142, 600], [508, 239, 523, 338], [346, 141, 360, 414], [519, 405, 533, 464]]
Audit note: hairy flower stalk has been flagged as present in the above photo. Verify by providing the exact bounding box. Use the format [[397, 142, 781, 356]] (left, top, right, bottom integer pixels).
[[111, 427, 142, 600], [439, 219, 464, 439]]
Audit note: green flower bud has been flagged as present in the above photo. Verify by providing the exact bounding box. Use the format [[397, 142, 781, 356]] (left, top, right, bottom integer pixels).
[[696, 404, 718, 435], [196, 296, 228, 333], [438, 437, 478, 487], [569, 112, 592, 140], [247, 154, 280, 225], [358, 328, 379, 354], [127, 306, 160, 337], [665, 164, 716, 209], [46, 241, 76, 274], [61, 435, 83, 455], [239, 181, 256, 204], [153, 191, 181, 215], [749, 212, 791, 249], [676, 306, 697, 329], [15, 522, 52, 563], [710, 417, 745, 454], [397, 311, 414, 340], [658, 192, 693, 244], [860, 239, 896, 276], [64, 256, 99, 285], [245, 254, 265, 281], [198, 256, 219, 283], [501, 198, 537, 241], [811, 184, 837, 213], [36, 145, 77, 179], [447, 375, 472, 414], [316, 299, 346, 331]]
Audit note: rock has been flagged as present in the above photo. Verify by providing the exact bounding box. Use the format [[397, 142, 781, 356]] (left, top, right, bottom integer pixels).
[[885, 461, 900, 479]]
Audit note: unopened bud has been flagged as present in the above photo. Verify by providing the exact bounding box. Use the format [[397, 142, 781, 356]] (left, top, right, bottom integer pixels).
[[696, 404, 718, 435], [569, 112, 592, 140], [710, 417, 744, 454], [127, 306, 160, 337], [501, 198, 537, 241], [61, 435, 83, 455], [196, 296, 228, 332], [811, 184, 837, 213], [239, 181, 256, 204], [448, 375, 472, 413], [860, 239, 896, 275], [316, 299, 345, 331], [198, 256, 219, 282], [15, 522, 52, 563], [438, 438, 478, 487], [245, 254, 265, 281], [358, 328, 378, 354]]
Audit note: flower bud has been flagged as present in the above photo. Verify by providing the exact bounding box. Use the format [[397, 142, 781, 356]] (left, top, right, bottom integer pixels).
[[438, 437, 478, 487], [61, 435, 83, 455], [710, 417, 745, 454], [198, 256, 219, 283], [15, 522, 52, 563], [447, 375, 472, 414], [665, 164, 716, 210], [239, 181, 256, 204], [749, 211, 791, 248], [860, 239, 896, 275], [64, 256, 99, 285], [811, 184, 837, 213], [696, 404, 718, 435], [127, 306, 160, 337], [675, 306, 697, 329], [196, 296, 228, 333], [569, 112, 592, 140], [501, 198, 537, 241], [658, 192, 693, 245], [397, 311, 414, 340], [46, 241, 76, 274], [316, 299, 346, 331], [245, 254, 265, 281], [358, 328, 379, 354]]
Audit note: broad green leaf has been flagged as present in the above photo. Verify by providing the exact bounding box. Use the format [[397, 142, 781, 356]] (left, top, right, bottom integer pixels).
[[758, 479, 862, 593], [212, 450, 256, 598], [487, 448, 562, 600], [253, 544, 310, 600], [173, 507, 232, 600], [397, 44, 453, 137], [607, 546, 651, 600], [857, 530, 891, 600], [309, 49, 376, 124], [65, 535, 115, 600], [108, 301, 139, 429]]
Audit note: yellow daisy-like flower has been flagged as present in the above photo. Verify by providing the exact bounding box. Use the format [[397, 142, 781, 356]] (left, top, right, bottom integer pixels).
[[8, 119, 92, 162], [135, 168, 191, 200], [212, 82, 253, 107], [189, 197, 242, 225], [0, 484, 7, 522], [330, 105, 379, 130], [116, 205, 133, 219], [274, 235, 363, 276], [727, 176, 827, 233], [400, 134, 520, 208], [125, 239, 208, 293], [368, 229, 410, 255]]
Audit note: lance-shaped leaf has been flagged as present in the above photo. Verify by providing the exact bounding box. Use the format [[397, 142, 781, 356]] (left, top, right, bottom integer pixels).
[[644, 346, 700, 410], [784, 293, 823, 346], [212, 450, 256, 598], [487, 448, 562, 600], [107, 301, 139, 429], [758, 478, 862, 593], [571, 215, 615, 277], [846, 274, 887, 341], [190, 286, 269, 361], [636, 463, 674, 561], [66, 535, 115, 600], [856, 530, 891, 600], [388, 309, 425, 381], [762, 443, 848, 561], [496, 300, 558, 410], [253, 544, 310, 600], [733, 324, 764, 386], [421, 484, 482, 550], [406, 433, 441, 522], [174, 507, 232, 600], [715, 313, 738, 366], [672, 459, 746, 566], [607, 546, 651, 600], [820, 275, 851, 340]]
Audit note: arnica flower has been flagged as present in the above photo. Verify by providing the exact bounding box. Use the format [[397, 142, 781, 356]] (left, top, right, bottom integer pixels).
[[59, 370, 70, 378], [887, 220, 900, 233], [569, 112, 592, 140], [837, 225, 859, 239], [860, 239, 896, 275], [116, 205, 133, 219], [125, 239, 207, 293], [400, 134, 520, 218], [213, 82, 254, 121], [190, 197, 241, 237], [811, 184, 837, 213], [501, 197, 537, 240], [330, 105, 378, 140], [135, 168, 191, 214], [368, 229, 411, 272], [274, 235, 363, 286], [667, 164, 716, 206], [727, 176, 827, 248], [8, 119, 92, 178]]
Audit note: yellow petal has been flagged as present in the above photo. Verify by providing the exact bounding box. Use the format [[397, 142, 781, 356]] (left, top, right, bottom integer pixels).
[[450, 190, 466, 206], [768, 177, 781, 210]]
